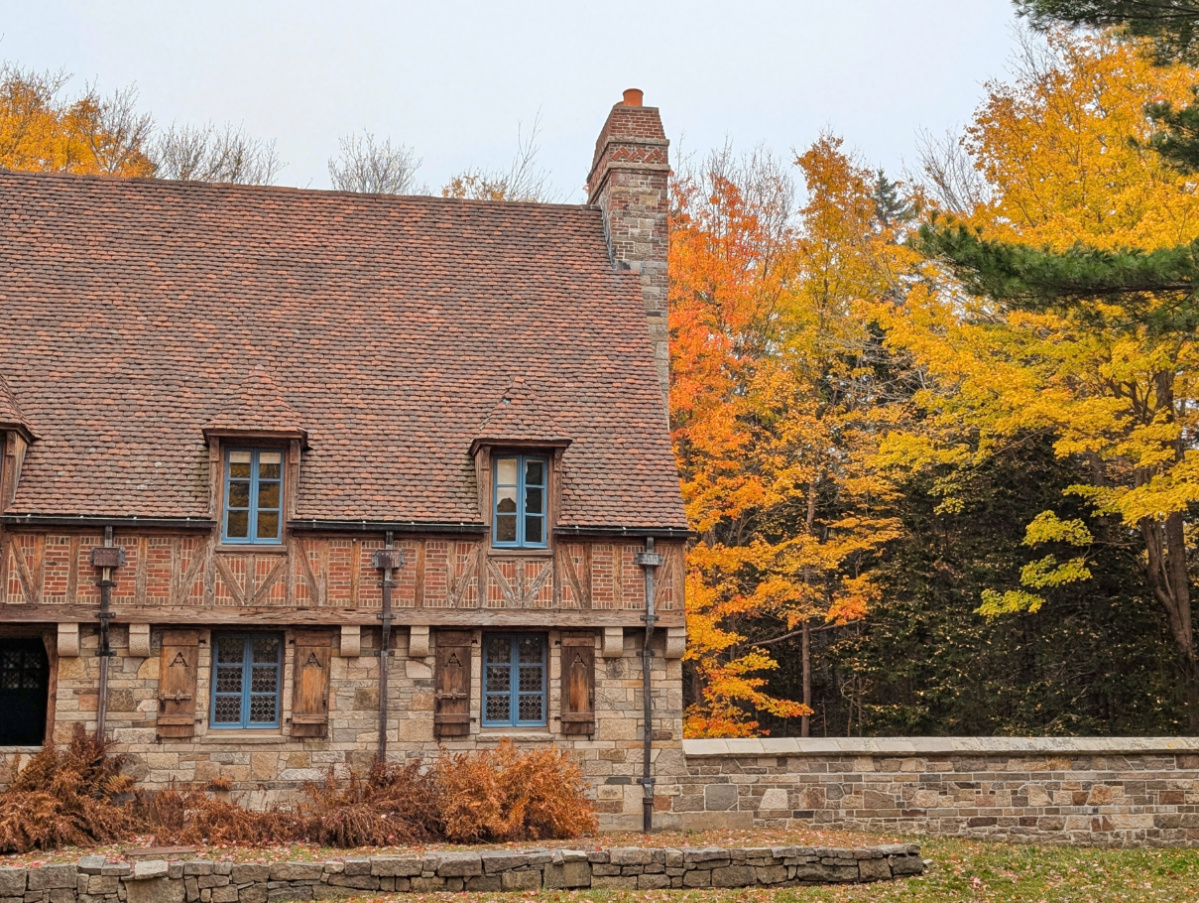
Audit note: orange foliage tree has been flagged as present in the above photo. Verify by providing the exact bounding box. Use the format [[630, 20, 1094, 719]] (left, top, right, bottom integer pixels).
[[672, 139, 910, 737]]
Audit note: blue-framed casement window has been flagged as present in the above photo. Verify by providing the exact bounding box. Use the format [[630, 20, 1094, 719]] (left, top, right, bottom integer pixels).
[[223, 449, 283, 544], [483, 634, 547, 727], [210, 633, 283, 729], [493, 455, 547, 548]]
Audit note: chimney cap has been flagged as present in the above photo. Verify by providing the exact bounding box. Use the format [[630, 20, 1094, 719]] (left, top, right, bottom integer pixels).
[[622, 88, 644, 107]]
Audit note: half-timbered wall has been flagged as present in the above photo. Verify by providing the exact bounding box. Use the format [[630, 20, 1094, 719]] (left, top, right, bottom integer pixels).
[[0, 532, 685, 626]]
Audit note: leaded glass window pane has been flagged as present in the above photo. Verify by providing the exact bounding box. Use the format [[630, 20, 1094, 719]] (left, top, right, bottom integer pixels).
[[210, 633, 282, 729], [482, 634, 546, 727]]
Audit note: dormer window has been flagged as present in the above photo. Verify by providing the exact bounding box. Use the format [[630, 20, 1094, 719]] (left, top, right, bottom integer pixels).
[[223, 449, 283, 544], [493, 454, 547, 548]]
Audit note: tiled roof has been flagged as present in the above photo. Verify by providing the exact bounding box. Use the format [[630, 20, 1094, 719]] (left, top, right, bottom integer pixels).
[[0, 170, 687, 530], [473, 376, 569, 449], [205, 369, 306, 438], [0, 374, 32, 438]]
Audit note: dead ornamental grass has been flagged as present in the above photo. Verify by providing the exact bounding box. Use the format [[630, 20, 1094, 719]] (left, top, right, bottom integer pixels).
[[0, 727, 596, 854]]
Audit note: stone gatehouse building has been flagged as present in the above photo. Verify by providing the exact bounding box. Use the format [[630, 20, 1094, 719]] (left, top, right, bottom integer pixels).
[[0, 91, 686, 830]]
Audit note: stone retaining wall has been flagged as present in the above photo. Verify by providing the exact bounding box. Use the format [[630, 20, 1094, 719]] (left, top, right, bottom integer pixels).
[[0, 845, 924, 901], [669, 737, 1199, 845]]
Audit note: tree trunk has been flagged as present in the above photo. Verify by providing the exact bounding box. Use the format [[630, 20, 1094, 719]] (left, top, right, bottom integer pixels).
[[1141, 512, 1198, 730], [800, 620, 811, 738]]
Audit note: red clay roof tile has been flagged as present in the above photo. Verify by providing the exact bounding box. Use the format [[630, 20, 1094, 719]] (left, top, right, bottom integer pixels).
[[0, 170, 687, 530]]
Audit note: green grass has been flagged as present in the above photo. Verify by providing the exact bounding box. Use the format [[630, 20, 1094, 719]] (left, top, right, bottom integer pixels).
[[364, 837, 1199, 902]]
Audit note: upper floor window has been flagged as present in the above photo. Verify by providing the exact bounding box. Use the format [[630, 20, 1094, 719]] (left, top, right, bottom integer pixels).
[[482, 633, 547, 727], [224, 449, 283, 544], [493, 455, 547, 548], [210, 633, 283, 729]]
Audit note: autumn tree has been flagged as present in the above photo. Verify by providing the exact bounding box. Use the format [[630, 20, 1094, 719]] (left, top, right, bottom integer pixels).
[[894, 30, 1199, 726], [0, 63, 153, 176], [672, 140, 909, 737]]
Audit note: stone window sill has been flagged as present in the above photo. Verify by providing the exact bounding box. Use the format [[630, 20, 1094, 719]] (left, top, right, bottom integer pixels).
[[198, 731, 285, 744]]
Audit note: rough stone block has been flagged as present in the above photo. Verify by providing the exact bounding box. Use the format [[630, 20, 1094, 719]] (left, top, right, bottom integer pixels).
[[682, 870, 712, 887], [464, 876, 501, 892], [368, 859, 421, 878], [433, 854, 481, 878], [125, 879, 184, 903], [543, 862, 590, 889], [208, 888, 238, 903], [859, 859, 892, 881], [500, 871, 541, 892], [230, 866, 270, 885], [704, 784, 739, 811], [592, 877, 637, 890], [339, 862, 369, 878], [29, 869, 78, 891], [0, 872, 26, 898], [268, 865, 322, 883], [712, 866, 756, 888], [637, 874, 671, 890]]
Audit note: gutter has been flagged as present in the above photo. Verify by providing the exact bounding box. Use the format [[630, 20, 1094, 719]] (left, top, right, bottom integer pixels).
[[555, 525, 694, 541], [1, 515, 216, 529], [289, 519, 486, 536]]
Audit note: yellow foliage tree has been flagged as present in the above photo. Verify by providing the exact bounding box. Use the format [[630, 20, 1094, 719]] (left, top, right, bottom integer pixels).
[[0, 64, 154, 177], [887, 30, 1199, 724]]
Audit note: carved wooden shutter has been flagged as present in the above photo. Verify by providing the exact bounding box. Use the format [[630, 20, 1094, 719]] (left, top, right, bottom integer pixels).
[[291, 630, 333, 738], [560, 632, 596, 735], [434, 630, 472, 738], [157, 629, 199, 739]]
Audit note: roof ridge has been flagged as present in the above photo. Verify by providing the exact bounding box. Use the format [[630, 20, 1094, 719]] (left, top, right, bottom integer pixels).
[[0, 167, 593, 211]]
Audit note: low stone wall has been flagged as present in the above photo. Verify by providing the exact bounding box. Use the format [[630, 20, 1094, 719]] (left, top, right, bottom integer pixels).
[[1, 845, 924, 901], [670, 737, 1199, 845]]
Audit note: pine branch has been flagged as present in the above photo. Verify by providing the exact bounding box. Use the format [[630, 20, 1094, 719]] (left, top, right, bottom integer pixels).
[[919, 223, 1199, 333]]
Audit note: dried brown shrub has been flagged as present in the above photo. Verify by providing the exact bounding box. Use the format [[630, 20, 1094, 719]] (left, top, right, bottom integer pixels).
[[134, 788, 299, 847], [0, 725, 137, 853], [299, 759, 440, 847], [434, 739, 597, 842]]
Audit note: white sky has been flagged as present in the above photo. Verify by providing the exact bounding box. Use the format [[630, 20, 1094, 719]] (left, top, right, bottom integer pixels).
[[3, 0, 1022, 199]]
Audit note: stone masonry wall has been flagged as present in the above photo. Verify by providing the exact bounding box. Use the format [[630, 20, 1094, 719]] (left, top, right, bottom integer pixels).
[[0, 625, 682, 832], [668, 737, 1199, 846], [0, 844, 924, 903]]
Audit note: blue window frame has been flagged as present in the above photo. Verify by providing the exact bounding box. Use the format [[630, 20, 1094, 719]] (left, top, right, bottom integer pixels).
[[482, 634, 547, 727], [210, 633, 283, 729], [493, 455, 547, 548], [223, 449, 283, 544]]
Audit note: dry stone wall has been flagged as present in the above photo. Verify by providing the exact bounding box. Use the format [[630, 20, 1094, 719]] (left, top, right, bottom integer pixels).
[[0, 845, 924, 903], [668, 737, 1199, 846]]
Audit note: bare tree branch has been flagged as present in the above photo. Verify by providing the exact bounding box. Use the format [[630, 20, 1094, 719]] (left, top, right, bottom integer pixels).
[[328, 131, 421, 194]]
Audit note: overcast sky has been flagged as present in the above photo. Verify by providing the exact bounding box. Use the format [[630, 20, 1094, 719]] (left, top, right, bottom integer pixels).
[[4, 0, 1023, 199]]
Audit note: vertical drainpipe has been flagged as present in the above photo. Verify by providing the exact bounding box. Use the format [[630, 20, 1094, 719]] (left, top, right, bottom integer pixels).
[[90, 526, 124, 740], [372, 533, 402, 763], [635, 537, 663, 833]]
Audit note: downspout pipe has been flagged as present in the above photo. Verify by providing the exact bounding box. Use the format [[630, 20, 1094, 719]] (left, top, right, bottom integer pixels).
[[372, 533, 403, 763], [635, 537, 663, 833], [90, 525, 125, 741]]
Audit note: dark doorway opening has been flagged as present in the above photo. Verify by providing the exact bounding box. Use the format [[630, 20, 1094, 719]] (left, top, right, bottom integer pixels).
[[0, 638, 50, 745]]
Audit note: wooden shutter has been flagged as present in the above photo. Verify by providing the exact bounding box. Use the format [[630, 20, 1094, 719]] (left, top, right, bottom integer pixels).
[[434, 630, 473, 738], [560, 632, 596, 735], [157, 629, 199, 739], [291, 630, 333, 738]]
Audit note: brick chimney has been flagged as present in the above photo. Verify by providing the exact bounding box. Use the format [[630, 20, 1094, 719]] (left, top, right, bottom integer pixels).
[[586, 89, 670, 402]]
